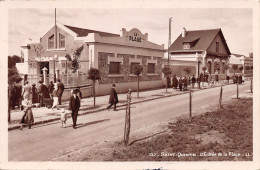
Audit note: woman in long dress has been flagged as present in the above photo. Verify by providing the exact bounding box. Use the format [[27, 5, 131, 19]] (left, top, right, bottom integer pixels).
[[22, 81, 32, 101], [20, 99, 34, 130], [51, 83, 59, 110]]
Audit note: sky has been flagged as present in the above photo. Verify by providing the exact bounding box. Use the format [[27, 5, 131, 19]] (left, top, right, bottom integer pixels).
[[8, 8, 253, 57]]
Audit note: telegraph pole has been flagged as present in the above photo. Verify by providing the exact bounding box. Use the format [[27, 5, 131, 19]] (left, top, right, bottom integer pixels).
[[168, 17, 172, 65]]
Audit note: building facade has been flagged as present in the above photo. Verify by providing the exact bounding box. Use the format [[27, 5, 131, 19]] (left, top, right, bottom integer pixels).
[[168, 28, 231, 79], [228, 53, 253, 77], [19, 22, 165, 97]]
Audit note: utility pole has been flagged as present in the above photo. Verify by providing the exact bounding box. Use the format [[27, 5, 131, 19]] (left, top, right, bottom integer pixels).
[[54, 8, 57, 83], [168, 17, 172, 65]]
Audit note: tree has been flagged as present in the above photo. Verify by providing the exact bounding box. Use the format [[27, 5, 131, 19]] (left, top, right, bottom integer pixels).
[[8, 55, 22, 68], [133, 65, 143, 98], [249, 52, 253, 58], [232, 64, 238, 76], [87, 68, 101, 107], [71, 45, 84, 73], [202, 66, 207, 74], [162, 66, 172, 93], [8, 56, 23, 123], [223, 65, 229, 77]]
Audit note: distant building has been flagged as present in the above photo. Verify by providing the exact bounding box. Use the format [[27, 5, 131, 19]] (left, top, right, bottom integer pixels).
[[167, 28, 231, 79], [19, 22, 165, 97], [229, 53, 253, 77]]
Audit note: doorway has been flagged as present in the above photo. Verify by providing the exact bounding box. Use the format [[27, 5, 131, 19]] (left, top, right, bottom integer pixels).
[[39, 62, 49, 75]]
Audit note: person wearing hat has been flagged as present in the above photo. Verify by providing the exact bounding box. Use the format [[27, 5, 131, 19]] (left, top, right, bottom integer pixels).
[[20, 99, 34, 130], [38, 80, 49, 107], [107, 84, 119, 111], [69, 89, 81, 129], [57, 79, 65, 105], [31, 83, 39, 104], [178, 76, 183, 91], [22, 80, 32, 102]]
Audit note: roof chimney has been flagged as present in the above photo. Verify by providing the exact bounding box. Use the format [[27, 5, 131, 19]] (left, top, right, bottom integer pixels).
[[182, 28, 186, 37]]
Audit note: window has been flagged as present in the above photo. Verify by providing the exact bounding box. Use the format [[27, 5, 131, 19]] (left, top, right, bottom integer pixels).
[[59, 34, 65, 48], [183, 43, 190, 49], [216, 42, 219, 53], [130, 62, 140, 74], [48, 35, 55, 49], [109, 62, 120, 74], [147, 63, 155, 73]]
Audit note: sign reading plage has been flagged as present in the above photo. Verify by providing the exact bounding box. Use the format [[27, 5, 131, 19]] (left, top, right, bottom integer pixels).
[[129, 33, 142, 42]]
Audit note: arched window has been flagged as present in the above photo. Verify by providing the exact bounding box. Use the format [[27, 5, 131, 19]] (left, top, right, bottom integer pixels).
[[59, 34, 65, 48], [48, 35, 55, 49]]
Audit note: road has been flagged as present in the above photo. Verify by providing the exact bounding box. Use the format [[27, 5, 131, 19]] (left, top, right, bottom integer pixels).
[[9, 83, 250, 161]]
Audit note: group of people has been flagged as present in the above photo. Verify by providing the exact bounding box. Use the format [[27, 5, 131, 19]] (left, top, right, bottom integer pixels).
[[170, 73, 222, 91], [18, 79, 65, 130]]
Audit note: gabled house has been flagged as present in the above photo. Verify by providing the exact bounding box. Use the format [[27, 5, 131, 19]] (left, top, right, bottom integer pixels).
[[168, 28, 231, 79], [20, 22, 165, 97]]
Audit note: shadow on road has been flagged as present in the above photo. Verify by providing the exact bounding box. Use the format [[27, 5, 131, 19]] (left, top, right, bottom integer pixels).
[[76, 119, 110, 129]]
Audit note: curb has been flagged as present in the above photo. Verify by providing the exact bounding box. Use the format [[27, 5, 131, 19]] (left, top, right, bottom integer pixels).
[[8, 82, 238, 131]]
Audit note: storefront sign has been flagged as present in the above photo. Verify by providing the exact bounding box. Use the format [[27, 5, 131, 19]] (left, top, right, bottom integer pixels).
[[129, 33, 142, 43]]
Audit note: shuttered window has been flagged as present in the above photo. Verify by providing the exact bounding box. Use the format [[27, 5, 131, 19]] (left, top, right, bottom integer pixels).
[[148, 63, 155, 73], [109, 62, 120, 74]]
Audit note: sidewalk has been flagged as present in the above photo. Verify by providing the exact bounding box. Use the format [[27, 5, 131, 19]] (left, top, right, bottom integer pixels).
[[8, 81, 243, 131]]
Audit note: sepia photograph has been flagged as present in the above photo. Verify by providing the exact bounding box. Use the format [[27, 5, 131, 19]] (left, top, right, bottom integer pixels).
[[1, 0, 259, 169]]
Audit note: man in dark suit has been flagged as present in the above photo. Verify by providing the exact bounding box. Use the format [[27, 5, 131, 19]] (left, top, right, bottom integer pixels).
[[57, 79, 65, 105], [38, 80, 49, 107], [48, 81, 54, 99], [69, 89, 81, 129], [179, 76, 183, 91], [107, 84, 118, 111], [191, 75, 196, 89]]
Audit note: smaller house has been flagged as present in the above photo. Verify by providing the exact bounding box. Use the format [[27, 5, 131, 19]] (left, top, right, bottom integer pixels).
[[229, 53, 253, 77], [168, 28, 231, 79]]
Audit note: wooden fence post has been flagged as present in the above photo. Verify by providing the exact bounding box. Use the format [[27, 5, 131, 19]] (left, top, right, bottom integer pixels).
[[124, 93, 131, 146], [237, 83, 239, 99], [219, 84, 223, 108], [189, 87, 192, 119]]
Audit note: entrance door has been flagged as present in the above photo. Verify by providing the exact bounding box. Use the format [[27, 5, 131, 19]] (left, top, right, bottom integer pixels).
[[39, 62, 49, 75]]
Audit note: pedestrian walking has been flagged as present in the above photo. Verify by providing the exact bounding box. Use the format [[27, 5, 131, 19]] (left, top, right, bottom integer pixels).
[[51, 83, 59, 110], [48, 81, 54, 99], [226, 75, 230, 84], [183, 76, 188, 91], [127, 89, 132, 102], [238, 74, 243, 84], [60, 108, 69, 128], [38, 80, 49, 107], [191, 75, 196, 89], [69, 89, 81, 129], [22, 81, 32, 102], [197, 76, 201, 89], [57, 79, 65, 105], [172, 75, 178, 89], [74, 87, 83, 101], [107, 84, 119, 111], [20, 99, 34, 130], [31, 83, 39, 104], [179, 76, 183, 91]]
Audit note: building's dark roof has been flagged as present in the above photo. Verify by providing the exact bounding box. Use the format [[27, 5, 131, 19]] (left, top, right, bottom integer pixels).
[[64, 25, 120, 37], [169, 28, 231, 55]]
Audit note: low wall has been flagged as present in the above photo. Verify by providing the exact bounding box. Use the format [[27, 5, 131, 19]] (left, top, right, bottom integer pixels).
[[95, 80, 165, 96], [61, 80, 164, 101]]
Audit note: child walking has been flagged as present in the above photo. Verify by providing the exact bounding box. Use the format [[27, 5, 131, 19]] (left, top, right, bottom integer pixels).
[[60, 108, 69, 128]]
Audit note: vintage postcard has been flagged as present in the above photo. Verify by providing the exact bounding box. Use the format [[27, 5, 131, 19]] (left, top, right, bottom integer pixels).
[[0, 0, 259, 169]]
